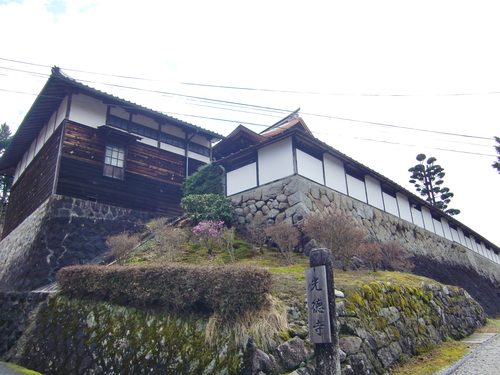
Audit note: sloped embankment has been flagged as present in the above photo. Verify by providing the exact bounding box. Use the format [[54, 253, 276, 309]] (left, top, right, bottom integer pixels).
[[3, 269, 486, 375]]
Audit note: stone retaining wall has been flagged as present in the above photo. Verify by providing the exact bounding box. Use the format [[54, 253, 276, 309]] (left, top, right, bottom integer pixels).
[[1, 280, 485, 375], [230, 175, 500, 315], [0, 195, 158, 293]]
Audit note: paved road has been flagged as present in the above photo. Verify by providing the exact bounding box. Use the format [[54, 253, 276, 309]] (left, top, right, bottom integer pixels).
[[0, 362, 42, 375], [437, 333, 500, 375]]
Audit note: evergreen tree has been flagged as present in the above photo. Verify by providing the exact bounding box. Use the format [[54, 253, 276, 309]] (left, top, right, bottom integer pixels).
[[408, 153, 460, 216], [493, 136, 500, 173]]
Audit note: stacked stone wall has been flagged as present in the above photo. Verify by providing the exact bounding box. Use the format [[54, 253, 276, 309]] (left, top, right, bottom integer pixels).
[[1, 280, 485, 375], [0, 195, 158, 293], [230, 175, 500, 315]]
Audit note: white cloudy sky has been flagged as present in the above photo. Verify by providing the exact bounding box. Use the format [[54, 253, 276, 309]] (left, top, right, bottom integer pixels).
[[1, 0, 499, 246]]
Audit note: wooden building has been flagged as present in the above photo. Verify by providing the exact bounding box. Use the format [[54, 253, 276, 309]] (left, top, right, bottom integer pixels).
[[212, 112, 500, 263], [0, 67, 222, 237]]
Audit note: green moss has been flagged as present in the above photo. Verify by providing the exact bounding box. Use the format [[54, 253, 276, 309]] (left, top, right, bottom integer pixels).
[[2, 362, 43, 374]]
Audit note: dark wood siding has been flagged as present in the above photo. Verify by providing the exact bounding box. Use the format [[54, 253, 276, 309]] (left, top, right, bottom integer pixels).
[[56, 121, 206, 216], [3, 126, 62, 237]]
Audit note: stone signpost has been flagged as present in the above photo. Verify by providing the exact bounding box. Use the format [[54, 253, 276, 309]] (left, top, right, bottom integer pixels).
[[307, 248, 340, 375]]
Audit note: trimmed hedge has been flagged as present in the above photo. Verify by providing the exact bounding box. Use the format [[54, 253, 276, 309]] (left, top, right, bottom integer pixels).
[[57, 264, 274, 319]]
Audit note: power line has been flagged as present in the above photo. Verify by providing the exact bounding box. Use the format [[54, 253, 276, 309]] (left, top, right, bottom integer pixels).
[[3, 57, 500, 97], [0, 87, 496, 158]]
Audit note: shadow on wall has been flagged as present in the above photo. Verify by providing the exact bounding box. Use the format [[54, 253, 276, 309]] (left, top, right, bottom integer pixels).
[[412, 255, 500, 317]]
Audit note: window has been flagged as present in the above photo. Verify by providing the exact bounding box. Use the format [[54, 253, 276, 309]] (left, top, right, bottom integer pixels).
[[104, 141, 126, 180]]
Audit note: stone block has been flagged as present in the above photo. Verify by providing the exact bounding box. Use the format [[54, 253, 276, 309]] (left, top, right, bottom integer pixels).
[[261, 183, 283, 201], [339, 336, 362, 355], [288, 191, 312, 210]]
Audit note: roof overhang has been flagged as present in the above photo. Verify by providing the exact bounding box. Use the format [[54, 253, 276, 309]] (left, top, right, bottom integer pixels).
[[0, 67, 223, 175]]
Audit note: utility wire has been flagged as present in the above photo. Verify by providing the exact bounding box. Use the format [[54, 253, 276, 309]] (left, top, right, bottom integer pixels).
[[3, 57, 500, 97], [1, 87, 495, 157]]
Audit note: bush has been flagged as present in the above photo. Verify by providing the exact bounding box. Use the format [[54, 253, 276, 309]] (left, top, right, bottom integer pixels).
[[106, 232, 140, 265], [302, 213, 367, 271], [57, 264, 274, 320], [182, 163, 225, 197], [380, 240, 414, 271], [149, 218, 187, 262], [181, 194, 234, 225], [191, 220, 225, 255], [264, 222, 300, 264], [246, 223, 268, 254], [358, 239, 383, 272]]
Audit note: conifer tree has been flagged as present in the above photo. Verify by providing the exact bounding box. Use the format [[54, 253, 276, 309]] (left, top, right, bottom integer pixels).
[[408, 153, 460, 216]]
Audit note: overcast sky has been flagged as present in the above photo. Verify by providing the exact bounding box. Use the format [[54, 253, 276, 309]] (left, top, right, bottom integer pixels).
[[1, 0, 499, 246]]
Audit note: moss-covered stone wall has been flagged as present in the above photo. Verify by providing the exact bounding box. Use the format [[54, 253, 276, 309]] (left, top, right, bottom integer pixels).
[[3, 279, 485, 375]]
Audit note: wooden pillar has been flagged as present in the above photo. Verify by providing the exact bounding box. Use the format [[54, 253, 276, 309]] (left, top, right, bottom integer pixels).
[[308, 248, 340, 375]]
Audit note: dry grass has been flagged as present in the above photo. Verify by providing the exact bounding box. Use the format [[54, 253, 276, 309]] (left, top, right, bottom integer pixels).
[[205, 295, 288, 350]]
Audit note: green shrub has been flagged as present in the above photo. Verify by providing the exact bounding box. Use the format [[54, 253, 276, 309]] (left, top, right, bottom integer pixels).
[[182, 163, 225, 197], [57, 264, 274, 320], [181, 193, 234, 225]]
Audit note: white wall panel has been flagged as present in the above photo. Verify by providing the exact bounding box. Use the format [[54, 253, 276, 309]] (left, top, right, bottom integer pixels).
[[433, 219, 444, 237], [396, 193, 412, 222], [227, 163, 257, 196], [421, 207, 434, 232], [411, 207, 424, 228], [457, 228, 467, 246], [383, 193, 399, 217], [450, 228, 459, 243], [69, 94, 107, 128], [258, 137, 294, 185], [346, 175, 367, 202], [441, 218, 453, 241], [296, 149, 324, 184], [365, 176, 384, 209], [56, 98, 68, 128], [324, 154, 347, 194]]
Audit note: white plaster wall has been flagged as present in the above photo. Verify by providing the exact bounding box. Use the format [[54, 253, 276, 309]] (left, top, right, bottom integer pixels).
[[458, 228, 467, 246], [188, 152, 210, 163], [140, 138, 158, 148], [365, 176, 384, 210], [160, 143, 184, 156], [35, 126, 45, 155], [421, 207, 434, 233], [450, 227, 460, 243], [69, 94, 107, 128], [56, 98, 68, 128], [227, 162, 257, 196], [133, 114, 158, 128], [110, 106, 129, 119], [383, 193, 399, 217], [162, 123, 186, 138], [296, 149, 324, 184], [346, 175, 367, 202], [411, 207, 424, 228], [323, 153, 347, 194], [441, 219, 453, 241], [191, 134, 211, 148], [396, 193, 412, 222], [433, 218, 444, 237], [258, 137, 294, 185]]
